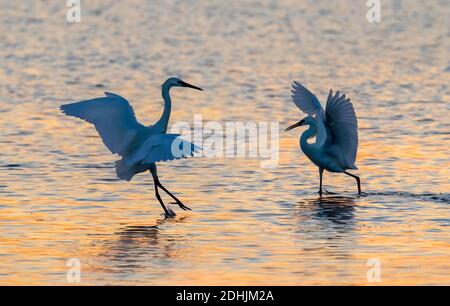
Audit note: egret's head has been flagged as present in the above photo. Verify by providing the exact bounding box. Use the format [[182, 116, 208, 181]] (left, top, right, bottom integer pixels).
[[285, 116, 315, 131], [163, 77, 203, 91]]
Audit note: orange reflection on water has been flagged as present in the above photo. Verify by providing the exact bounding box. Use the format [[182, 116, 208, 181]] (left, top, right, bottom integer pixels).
[[0, 0, 449, 285]]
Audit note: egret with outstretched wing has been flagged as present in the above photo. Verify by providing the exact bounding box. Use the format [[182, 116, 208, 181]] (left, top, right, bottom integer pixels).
[[60, 77, 202, 217], [285, 81, 361, 196]]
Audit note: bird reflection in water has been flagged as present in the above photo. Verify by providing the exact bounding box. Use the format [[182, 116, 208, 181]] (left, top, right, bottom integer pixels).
[[297, 196, 356, 229], [294, 195, 357, 260], [310, 196, 355, 226], [96, 217, 189, 276]]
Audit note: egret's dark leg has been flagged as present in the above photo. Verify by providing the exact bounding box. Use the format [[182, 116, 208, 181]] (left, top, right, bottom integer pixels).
[[344, 171, 361, 195], [149, 164, 175, 217], [156, 181, 191, 211], [319, 168, 324, 197], [149, 164, 191, 211]]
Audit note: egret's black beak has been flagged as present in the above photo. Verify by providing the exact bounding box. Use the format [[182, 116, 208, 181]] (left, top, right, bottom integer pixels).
[[285, 119, 305, 131], [180, 81, 203, 91]]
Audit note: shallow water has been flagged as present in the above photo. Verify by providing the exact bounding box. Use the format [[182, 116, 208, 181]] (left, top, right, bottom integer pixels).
[[0, 0, 449, 285]]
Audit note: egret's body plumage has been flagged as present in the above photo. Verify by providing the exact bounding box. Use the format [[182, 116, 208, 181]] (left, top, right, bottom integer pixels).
[[61, 77, 203, 216], [286, 81, 361, 195]]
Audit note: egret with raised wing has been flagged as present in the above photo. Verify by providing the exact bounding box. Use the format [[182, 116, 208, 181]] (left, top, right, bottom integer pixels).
[[60, 77, 202, 217], [285, 81, 361, 196]]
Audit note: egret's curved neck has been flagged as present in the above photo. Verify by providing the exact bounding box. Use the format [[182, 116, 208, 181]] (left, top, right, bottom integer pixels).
[[154, 83, 172, 133], [300, 126, 316, 154], [300, 119, 327, 153]]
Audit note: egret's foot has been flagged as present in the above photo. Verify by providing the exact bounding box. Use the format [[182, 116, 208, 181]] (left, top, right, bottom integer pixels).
[[324, 189, 337, 195], [359, 191, 368, 197], [164, 208, 176, 218], [172, 201, 191, 211]]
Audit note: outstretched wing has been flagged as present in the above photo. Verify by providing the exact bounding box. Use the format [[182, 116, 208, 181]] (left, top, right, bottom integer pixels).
[[291, 81, 325, 121], [124, 134, 201, 166], [325, 90, 358, 169], [60, 92, 145, 156]]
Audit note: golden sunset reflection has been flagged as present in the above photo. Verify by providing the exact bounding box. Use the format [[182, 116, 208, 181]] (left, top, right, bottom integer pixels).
[[0, 0, 449, 285]]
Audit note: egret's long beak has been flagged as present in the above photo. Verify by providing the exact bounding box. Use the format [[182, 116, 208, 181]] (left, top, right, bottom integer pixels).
[[180, 81, 203, 91], [285, 119, 305, 131]]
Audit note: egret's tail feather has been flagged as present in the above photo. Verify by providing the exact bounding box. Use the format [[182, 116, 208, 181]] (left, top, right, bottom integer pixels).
[[115, 159, 136, 181]]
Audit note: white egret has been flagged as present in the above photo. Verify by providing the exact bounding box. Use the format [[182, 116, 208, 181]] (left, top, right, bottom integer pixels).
[[285, 81, 361, 196], [60, 77, 203, 217]]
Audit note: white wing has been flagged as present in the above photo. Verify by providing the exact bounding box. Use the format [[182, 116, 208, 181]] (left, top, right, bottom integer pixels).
[[325, 90, 358, 169], [124, 134, 201, 166], [291, 81, 325, 121], [115, 134, 201, 181], [60, 92, 145, 156]]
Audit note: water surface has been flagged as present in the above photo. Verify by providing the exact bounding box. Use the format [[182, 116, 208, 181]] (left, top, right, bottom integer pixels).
[[0, 0, 449, 285]]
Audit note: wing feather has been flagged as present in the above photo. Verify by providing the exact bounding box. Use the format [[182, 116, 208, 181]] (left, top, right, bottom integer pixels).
[[124, 134, 201, 166], [60, 92, 145, 156], [325, 89, 358, 169], [291, 81, 325, 121]]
